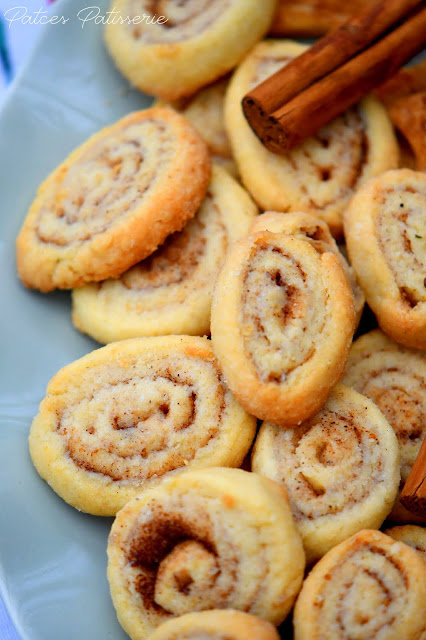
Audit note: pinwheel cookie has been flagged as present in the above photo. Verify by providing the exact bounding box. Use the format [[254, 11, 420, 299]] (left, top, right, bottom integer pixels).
[[293, 530, 426, 640], [155, 78, 237, 176], [211, 231, 356, 426], [29, 336, 256, 516], [342, 329, 426, 523], [269, 0, 367, 37], [16, 108, 210, 292], [251, 211, 364, 325], [149, 611, 280, 640], [383, 525, 426, 561], [224, 40, 398, 237], [107, 468, 305, 639], [105, 0, 277, 100], [344, 169, 426, 349], [252, 384, 400, 564], [72, 166, 256, 342]]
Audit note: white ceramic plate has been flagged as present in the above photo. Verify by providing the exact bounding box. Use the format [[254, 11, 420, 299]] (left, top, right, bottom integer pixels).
[[0, 1, 151, 637]]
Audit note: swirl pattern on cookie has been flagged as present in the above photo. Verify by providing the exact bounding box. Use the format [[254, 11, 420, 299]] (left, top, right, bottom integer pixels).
[[252, 384, 400, 564], [293, 530, 426, 640], [224, 40, 398, 237], [107, 468, 305, 639], [72, 166, 256, 342], [155, 78, 237, 176], [149, 610, 280, 640], [16, 108, 210, 291], [211, 231, 356, 426], [344, 169, 426, 349], [342, 329, 426, 522], [105, 0, 277, 99], [251, 211, 364, 325], [384, 526, 426, 562], [29, 337, 256, 516]]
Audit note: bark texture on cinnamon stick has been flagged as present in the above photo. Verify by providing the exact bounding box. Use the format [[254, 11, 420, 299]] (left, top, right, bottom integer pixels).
[[400, 436, 426, 522], [243, 0, 426, 154]]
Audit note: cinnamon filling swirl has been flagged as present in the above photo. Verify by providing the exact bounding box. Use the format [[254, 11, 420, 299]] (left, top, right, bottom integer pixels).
[[376, 185, 426, 307], [240, 240, 325, 382], [36, 118, 172, 246], [56, 359, 225, 481], [127, 0, 230, 43]]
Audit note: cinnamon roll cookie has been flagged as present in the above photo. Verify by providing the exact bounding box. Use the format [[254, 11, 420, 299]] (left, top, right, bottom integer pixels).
[[251, 211, 364, 325], [342, 329, 426, 523], [155, 78, 238, 177], [16, 108, 210, 292], [383, 525, 426, 561], [293, 530, 426, 640], [72, 166, 256, 342], [107, 467, 305, 639], [344, 169, 426, 349], [252, 384, 400, 564], [29, 336, 256, 516], [149, 610, 280, 640], [105, 0, 277, 100], [211, 231, 356, 426], [224, 40, 398, 237]]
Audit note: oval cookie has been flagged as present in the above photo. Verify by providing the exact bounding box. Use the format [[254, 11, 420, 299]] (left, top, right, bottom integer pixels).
[[344, 169, 426, 349], [72, 165, 256, 342], [293, 530, 426, 640], [107, 468, 305, 639], [29, 336, 256, 515], [105, 0, 277, 100], [225, 40, 398, 237], [252, 384, 400, 564], [16, 108, 210, 291], [211, 231, 356, 426]]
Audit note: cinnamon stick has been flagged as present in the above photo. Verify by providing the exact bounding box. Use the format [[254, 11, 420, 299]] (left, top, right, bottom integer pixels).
[[400, 437, 426, 521], [242, 0, 426, 154]]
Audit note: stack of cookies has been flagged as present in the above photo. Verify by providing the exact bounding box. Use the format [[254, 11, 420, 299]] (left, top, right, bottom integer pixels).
[[15, 1, 425, 639]]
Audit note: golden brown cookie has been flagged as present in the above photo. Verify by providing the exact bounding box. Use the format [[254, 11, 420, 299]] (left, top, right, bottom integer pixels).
[[293, 530, 426, 640], [148, 610, 280, 640], [105, 0, 277, 100], [72, 165, 256, 342], [155, 78, 238, 177], [252, 384, 400, 564], [383, 525, 426, 562], [251, 211, 364, 326], [29, 336, 256, 516], [224, 40, 398, 237], [16, 108, 210, 291], [342, 329, 426, 523], [107, 468, 305, 639], [344, 169, 426, 349], [211, 231, 356, 426]]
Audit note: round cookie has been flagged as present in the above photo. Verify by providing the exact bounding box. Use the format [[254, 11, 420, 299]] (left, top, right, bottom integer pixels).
[[155, 77, 238, 177], [224, 40, 398, 237], [252, 384, 400, 564], [342, 329, 426, 523], [344, 169, 426, 349], [107, 467, 305, 639], [16, 108, 210, 291], [251, 211, 365, 326], [293, 530, 426, 640], [105, 0, 277, 100], [29, 336, 256, 516], [211, 231, 356, 426], [149, 610, 280, 640], [383, 525, 426, 561], [72, 165, 256, 342]]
